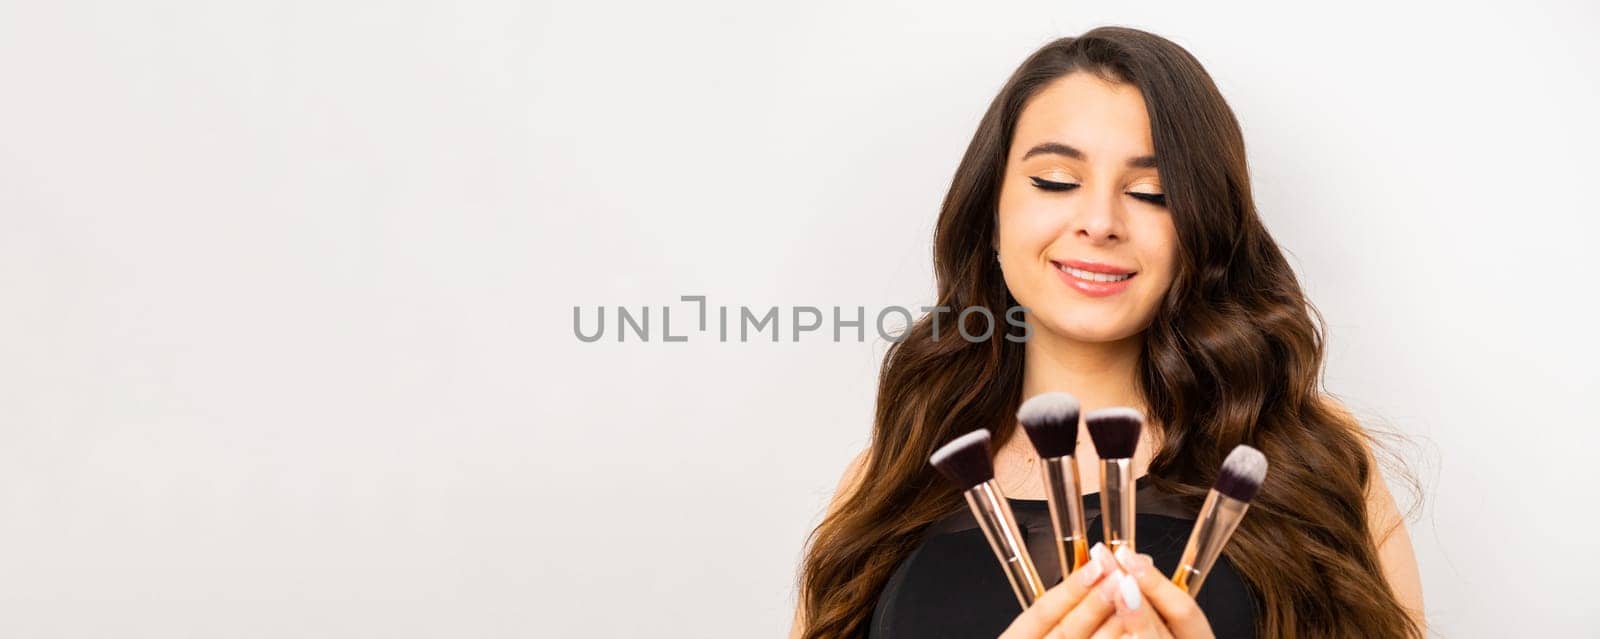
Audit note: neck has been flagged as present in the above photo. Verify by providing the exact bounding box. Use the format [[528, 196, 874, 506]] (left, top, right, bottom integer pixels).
[[990, 326, 1154, 499], [1020, 327, 1147, 413]]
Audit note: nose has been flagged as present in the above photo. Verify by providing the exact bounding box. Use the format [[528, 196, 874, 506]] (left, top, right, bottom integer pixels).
[[1071, 186, 1126, 245]]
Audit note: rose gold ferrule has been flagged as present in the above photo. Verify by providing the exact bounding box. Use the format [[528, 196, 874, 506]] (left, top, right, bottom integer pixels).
[[1039, 455, 1090, 578], [964, 479, 1046, 609], [1171, 489, 1250, 596], [1098, 457, 1135, 555]]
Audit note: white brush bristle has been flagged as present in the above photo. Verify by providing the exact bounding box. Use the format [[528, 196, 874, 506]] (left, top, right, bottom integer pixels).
[[1086, 406, 1143, 423], [929, 429, 991, 467], [1016, 392, 1080, 426], [1221, 445, 1267, 483]]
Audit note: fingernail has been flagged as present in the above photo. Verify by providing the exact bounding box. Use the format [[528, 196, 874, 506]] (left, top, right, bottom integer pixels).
[[1119, 573, 1142, 611], [1072, 556, 1103, 585], [1097, 569, 1124, 604], [1115, 548, 1148, 577], [1090, 543, 1119, 577]]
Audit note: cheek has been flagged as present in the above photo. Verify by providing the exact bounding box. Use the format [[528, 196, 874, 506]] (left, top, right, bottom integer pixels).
[[997, 195, 1065, 253], [1139, 217, 1180, 291]]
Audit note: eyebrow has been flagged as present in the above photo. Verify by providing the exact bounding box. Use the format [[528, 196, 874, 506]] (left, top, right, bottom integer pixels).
[[1021, 141, 1158, 169]]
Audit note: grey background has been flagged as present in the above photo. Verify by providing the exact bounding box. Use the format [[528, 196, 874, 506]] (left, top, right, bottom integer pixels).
[[2, 0, 1596, 636]]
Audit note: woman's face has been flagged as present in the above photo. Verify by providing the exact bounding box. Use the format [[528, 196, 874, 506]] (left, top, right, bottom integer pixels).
[[996, 72, 1179, 344]]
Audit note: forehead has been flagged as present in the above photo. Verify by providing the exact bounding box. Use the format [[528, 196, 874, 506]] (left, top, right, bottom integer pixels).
[[1011, 72, 1154, 160]]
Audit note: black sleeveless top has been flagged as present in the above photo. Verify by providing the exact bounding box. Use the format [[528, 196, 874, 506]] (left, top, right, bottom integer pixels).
[[866, 477, 1259, 638]]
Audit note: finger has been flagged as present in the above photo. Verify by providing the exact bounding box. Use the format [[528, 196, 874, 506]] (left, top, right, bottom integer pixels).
[[1109, 571, 1164, 639], [1115, 548, 1214, 639], [997, 542, 1115, 638], [1086, 613, 1125, 639], [1049, 545, 1126, 638]]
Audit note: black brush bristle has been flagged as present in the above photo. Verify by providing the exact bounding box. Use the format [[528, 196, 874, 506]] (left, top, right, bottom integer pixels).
[[1084, 407, 1143, 459], [1213, 445, 1267, 502], [1016, 392, 1081, 459], [929, 429, 995, 489]]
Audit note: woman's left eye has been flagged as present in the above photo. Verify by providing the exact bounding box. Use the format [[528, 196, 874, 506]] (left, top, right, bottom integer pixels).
[[1128, 192, 1167, 207]]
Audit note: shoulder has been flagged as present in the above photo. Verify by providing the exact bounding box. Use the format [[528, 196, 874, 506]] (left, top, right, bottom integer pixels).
[[1316, 395, 1427, 631], [1311, 395, 1401, 530], [789, 448, 872, 639]]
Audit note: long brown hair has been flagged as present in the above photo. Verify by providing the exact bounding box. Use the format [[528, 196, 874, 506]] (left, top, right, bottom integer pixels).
[[797, 26, 1420, 638]]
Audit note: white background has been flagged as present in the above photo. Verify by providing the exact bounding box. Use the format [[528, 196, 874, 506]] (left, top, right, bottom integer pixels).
[[2, 1, 1596, 636]]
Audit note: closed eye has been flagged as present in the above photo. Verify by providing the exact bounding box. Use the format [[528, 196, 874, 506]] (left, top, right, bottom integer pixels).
[[1032, 177, 1167, 207], [1029, 176, 1079, 192], [1128, 192, 1167, 207]]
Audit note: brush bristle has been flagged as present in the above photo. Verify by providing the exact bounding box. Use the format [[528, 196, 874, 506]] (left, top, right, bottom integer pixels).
[[1017, 392, 1081, 459], [1213, 445, 1267, 502], [929, 429, 995, 489], [1084, 407, 1143, 459]]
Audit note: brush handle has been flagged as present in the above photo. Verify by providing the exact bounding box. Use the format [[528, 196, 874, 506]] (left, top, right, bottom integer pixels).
[[1172, 490, 1250, 596], [1099, 458, 1136, 555], [965, 480, 1046, 609], [1040, 456, 1090, 579]]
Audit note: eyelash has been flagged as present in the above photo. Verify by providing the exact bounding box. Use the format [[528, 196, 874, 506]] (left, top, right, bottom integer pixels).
[[1029, 176, 1167, 207]]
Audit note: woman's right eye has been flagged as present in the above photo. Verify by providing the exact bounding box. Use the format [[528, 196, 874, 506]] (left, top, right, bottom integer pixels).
[[1029, 176, 1080, 192]]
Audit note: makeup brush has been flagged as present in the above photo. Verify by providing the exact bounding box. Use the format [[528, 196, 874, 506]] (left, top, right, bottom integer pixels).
[[1085, 407, 1144, 555], [930, 429, 1046, 609], [1016, 391, 1089, 580], [1172, 445, 1268, 596]]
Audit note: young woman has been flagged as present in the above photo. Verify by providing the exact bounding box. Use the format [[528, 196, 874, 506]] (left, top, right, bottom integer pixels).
[[789, 27, 1425, 638]]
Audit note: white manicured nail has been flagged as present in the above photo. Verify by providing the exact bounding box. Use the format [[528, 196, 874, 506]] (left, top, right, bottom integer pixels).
[[1115, 546, 1134, 566], [1119, 573, 1142, 611], [1074, 557, 1103, 584]]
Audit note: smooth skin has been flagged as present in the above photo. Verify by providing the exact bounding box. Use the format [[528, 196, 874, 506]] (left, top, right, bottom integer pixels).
[[789, 72, 1425, 638]]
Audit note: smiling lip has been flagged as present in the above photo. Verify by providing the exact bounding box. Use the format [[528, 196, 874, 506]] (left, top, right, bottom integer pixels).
[[1051, 259, 1138, 297]]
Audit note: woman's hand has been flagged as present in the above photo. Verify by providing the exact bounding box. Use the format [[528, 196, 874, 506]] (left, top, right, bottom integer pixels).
[[1091, 548, 1215, 639], [998, 543, 1124, 639]]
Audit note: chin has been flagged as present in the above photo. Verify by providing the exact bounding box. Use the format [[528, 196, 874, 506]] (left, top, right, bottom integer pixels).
[[1033, 309, 1146, 344]]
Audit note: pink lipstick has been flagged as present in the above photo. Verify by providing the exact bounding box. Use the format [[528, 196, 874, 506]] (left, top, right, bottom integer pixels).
[[1051, 259, 1137, 298]]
